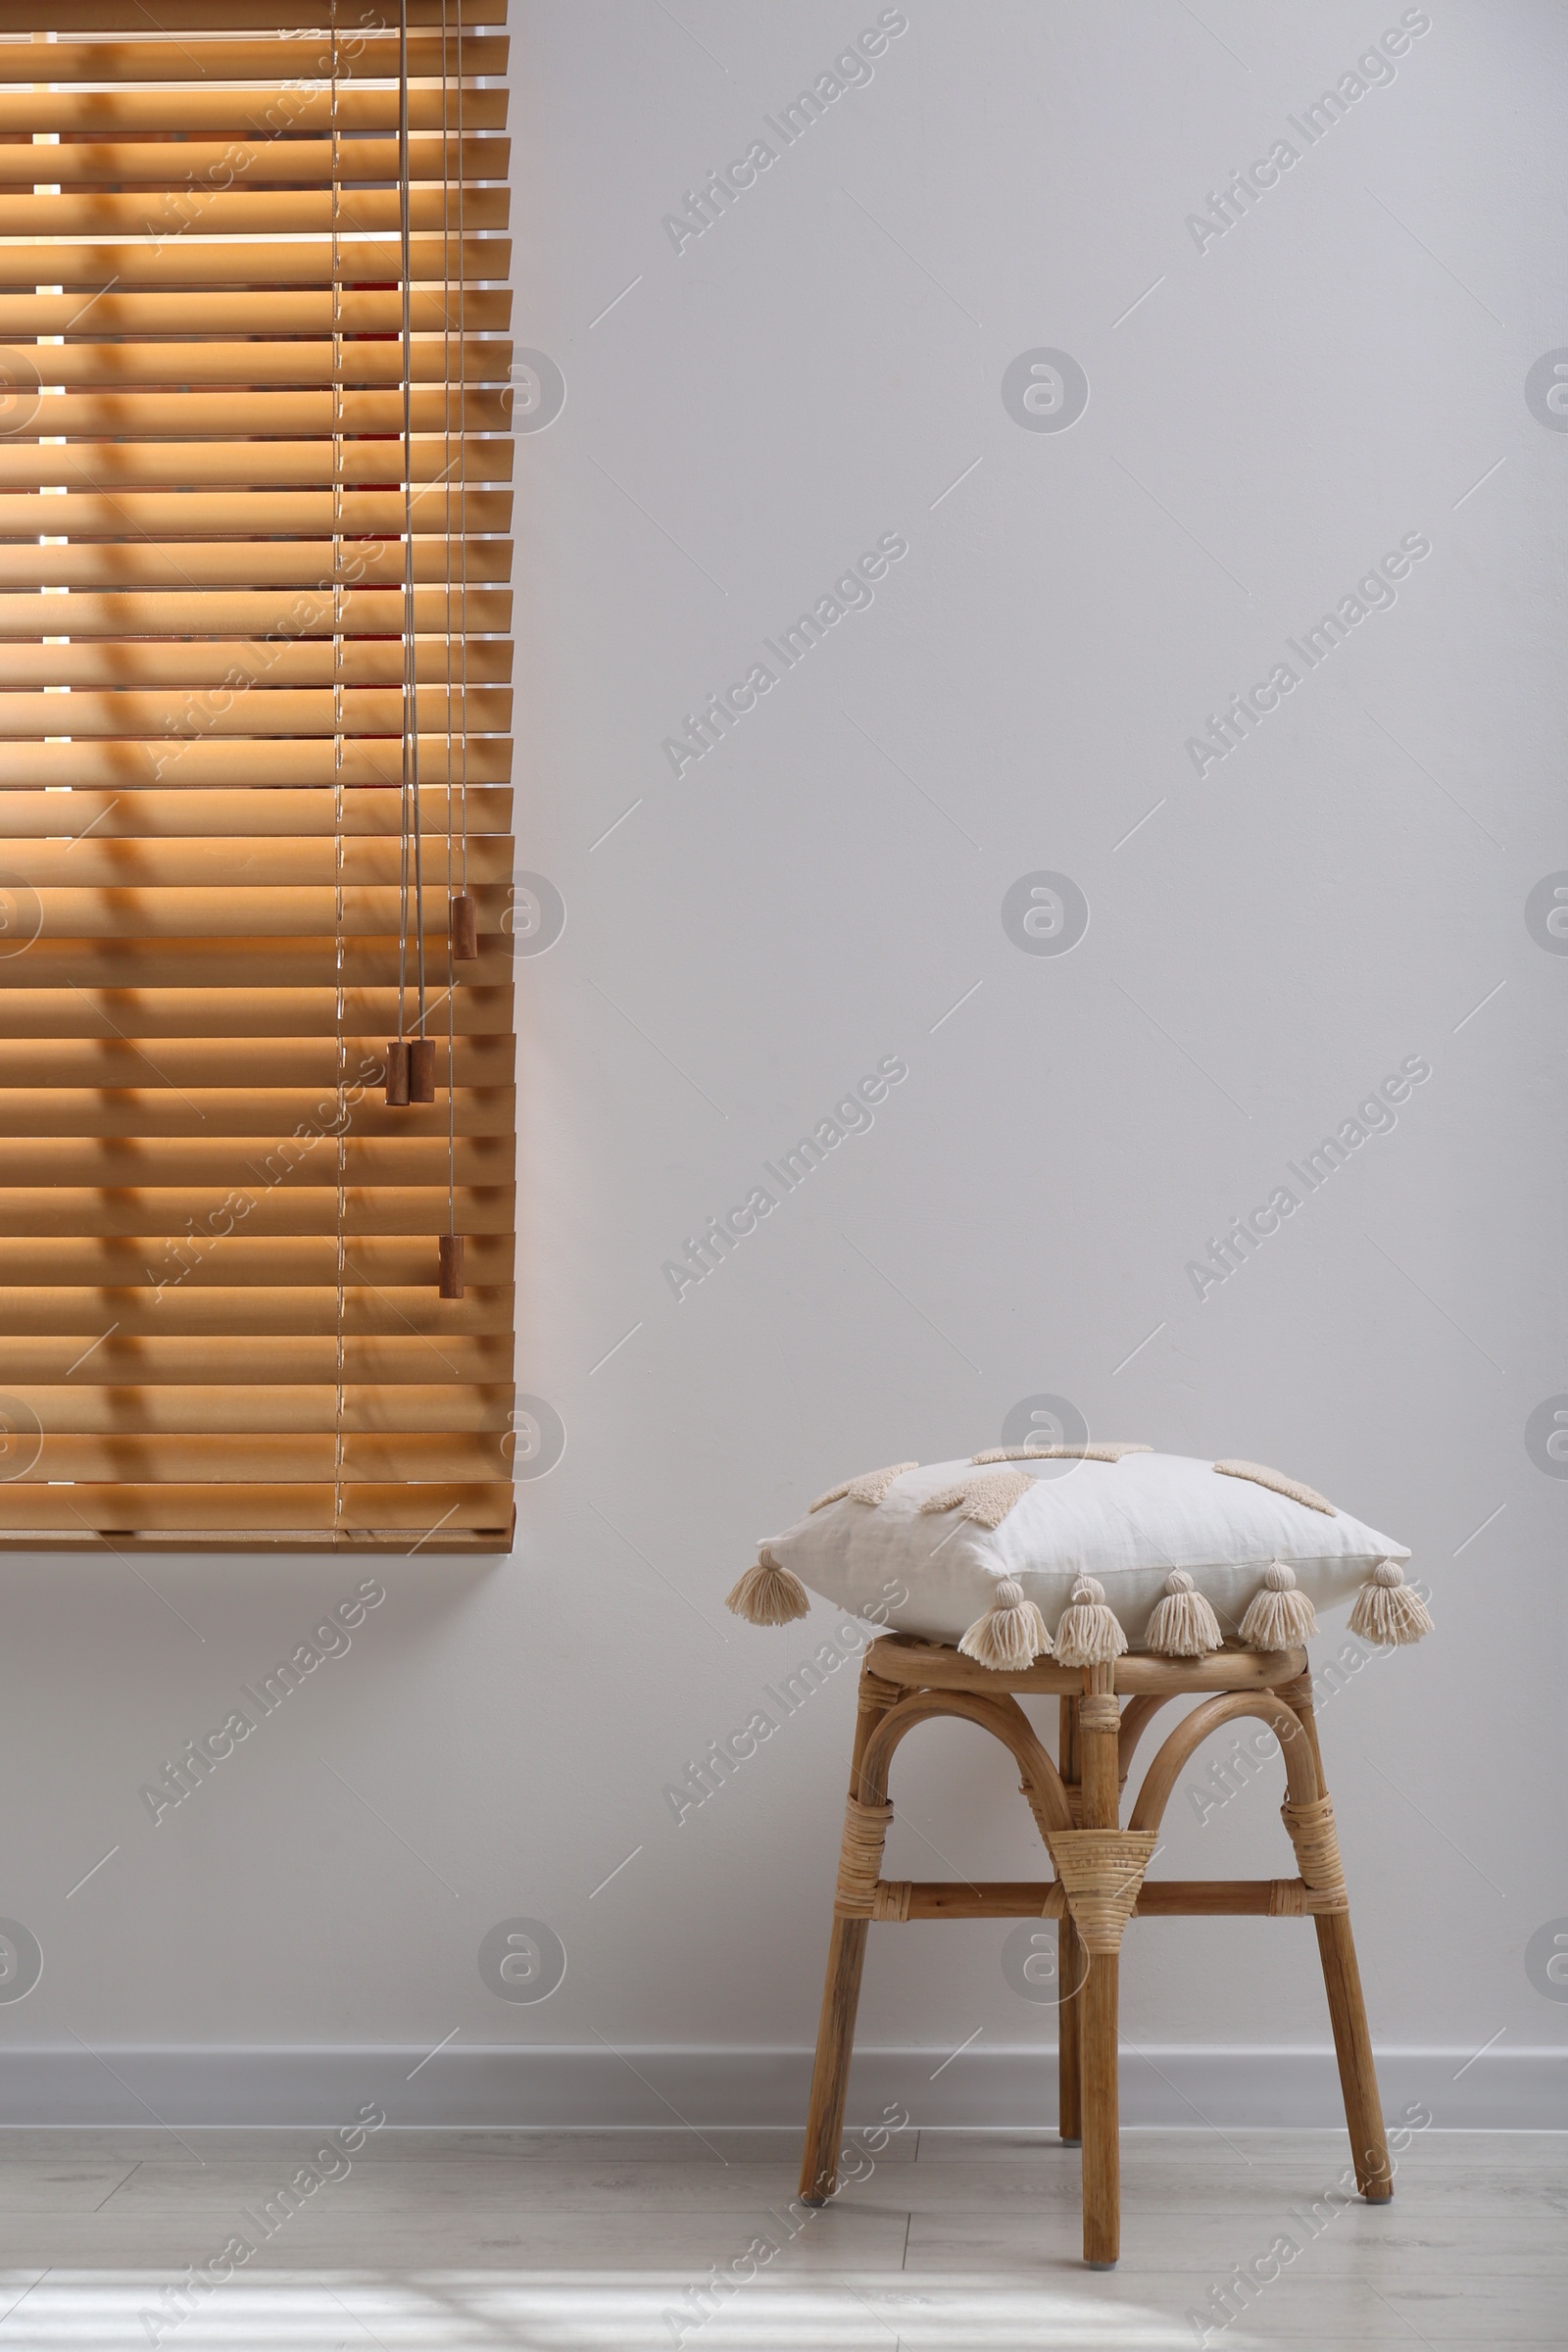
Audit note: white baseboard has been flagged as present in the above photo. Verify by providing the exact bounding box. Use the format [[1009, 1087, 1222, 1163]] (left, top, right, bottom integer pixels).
[[0, 2044, 1561, 2130]]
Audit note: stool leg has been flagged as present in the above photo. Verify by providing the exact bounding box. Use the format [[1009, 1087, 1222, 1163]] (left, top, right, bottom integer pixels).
[[798, 1666, 901, 2207], [1077, 1669, 1121, 2269], [1279, 1682, 1392, 2203], [1081, 1951, 1120, 2265], [1316, 1912, 1393, 2200], [1057, 1695, 1082, 2145], [800, 1915, 870, 2204], [1057, 1912, 1083, 2144]]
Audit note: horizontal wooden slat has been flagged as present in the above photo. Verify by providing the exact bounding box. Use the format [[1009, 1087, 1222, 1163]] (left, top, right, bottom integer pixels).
[[0, 37, 509, 84], [0, 1186, 514, 1236], [11, 2, 505, 27], [0, 1084, 512, 1139], [0, 1039, 514, 1091], [0, 1485, 512, 1533], [0, 790, 512, 838], [0, 1136, 513, 1185], [0, 1284, 513, 1335], [0, 1335, 513, 1382], [0, 1086, 514, 1139], [0, 591, 510, 641], [0, 288, 510, 335], [0, 643, 514, 690], [0, 188, 509, 240], [0, 347, 509, 393], [0, 137, 508, 191], [0, 1036, 470, 1091], [0, 102, 509, 153], [0, 237, 510, 293], [1, 837, 511, 884], [2, 385, 509, 436], [0, 543, 512, 592], [0, 438, 514, 490], [0, 487, 511, 537], [0, 1233, 514, 1285], [0, 1432, 511, 1482], [0, 1532, 513, 1554], [0, 987, 514, 1038], [0, 1384, 514, 1432], [4, 883, 510, 937], [0, 1044, 503, 1086], [0, 757, 510, 804], [0, 741, 511, 790], [0, 686, 510, 737], [0, 742, 511, 790], [4, 940, 514, 986]]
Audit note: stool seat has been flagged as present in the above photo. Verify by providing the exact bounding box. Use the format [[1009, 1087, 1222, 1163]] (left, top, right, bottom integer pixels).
[[799, 1635, 1392, 2267]]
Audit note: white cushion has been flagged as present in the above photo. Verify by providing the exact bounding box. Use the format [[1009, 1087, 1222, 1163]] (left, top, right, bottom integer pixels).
[[764, 1448, 1409, 1651]]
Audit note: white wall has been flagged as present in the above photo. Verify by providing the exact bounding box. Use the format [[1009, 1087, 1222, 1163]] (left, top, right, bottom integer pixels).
[[4, 0, 1565, 2128]]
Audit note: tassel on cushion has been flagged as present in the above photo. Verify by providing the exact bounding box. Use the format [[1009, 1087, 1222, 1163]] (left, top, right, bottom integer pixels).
[[957, 1577, 1052, 1671], [1348, 1559, 1433, 1646], [725, 1543, 810, 1627], [1144, 1569, 1223, 1658], [1238, 1560, 1317, 1649], [1054, 1575, 1128, 1667]]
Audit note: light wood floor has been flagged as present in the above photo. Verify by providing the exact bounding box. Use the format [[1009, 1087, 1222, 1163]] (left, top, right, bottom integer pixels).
[[0, 2126, 1560, 2347]]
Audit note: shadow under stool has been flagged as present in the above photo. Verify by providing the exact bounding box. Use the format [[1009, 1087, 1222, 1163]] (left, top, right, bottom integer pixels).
[[799, 1634, 1393, 2268]]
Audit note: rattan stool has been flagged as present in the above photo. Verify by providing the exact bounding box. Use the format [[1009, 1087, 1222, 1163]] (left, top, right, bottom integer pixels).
[[799, 1634, 1392, 2268]]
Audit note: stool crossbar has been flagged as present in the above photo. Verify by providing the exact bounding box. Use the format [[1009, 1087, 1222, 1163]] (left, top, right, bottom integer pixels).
[[799, 1635, 1392, 2268]]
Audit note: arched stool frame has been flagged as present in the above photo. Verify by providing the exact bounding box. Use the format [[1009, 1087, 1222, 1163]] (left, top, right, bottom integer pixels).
[[799, 1638, 1393, 2269]]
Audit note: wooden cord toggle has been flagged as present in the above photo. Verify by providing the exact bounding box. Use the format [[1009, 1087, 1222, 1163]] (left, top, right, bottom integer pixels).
[[386, 1040, 434, 1104], [451, 889, 478, 958], [437, 1234, 465, 1299]]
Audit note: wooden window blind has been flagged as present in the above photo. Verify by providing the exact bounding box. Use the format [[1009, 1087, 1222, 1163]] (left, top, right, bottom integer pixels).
[[0, 2, 515, 1551]]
